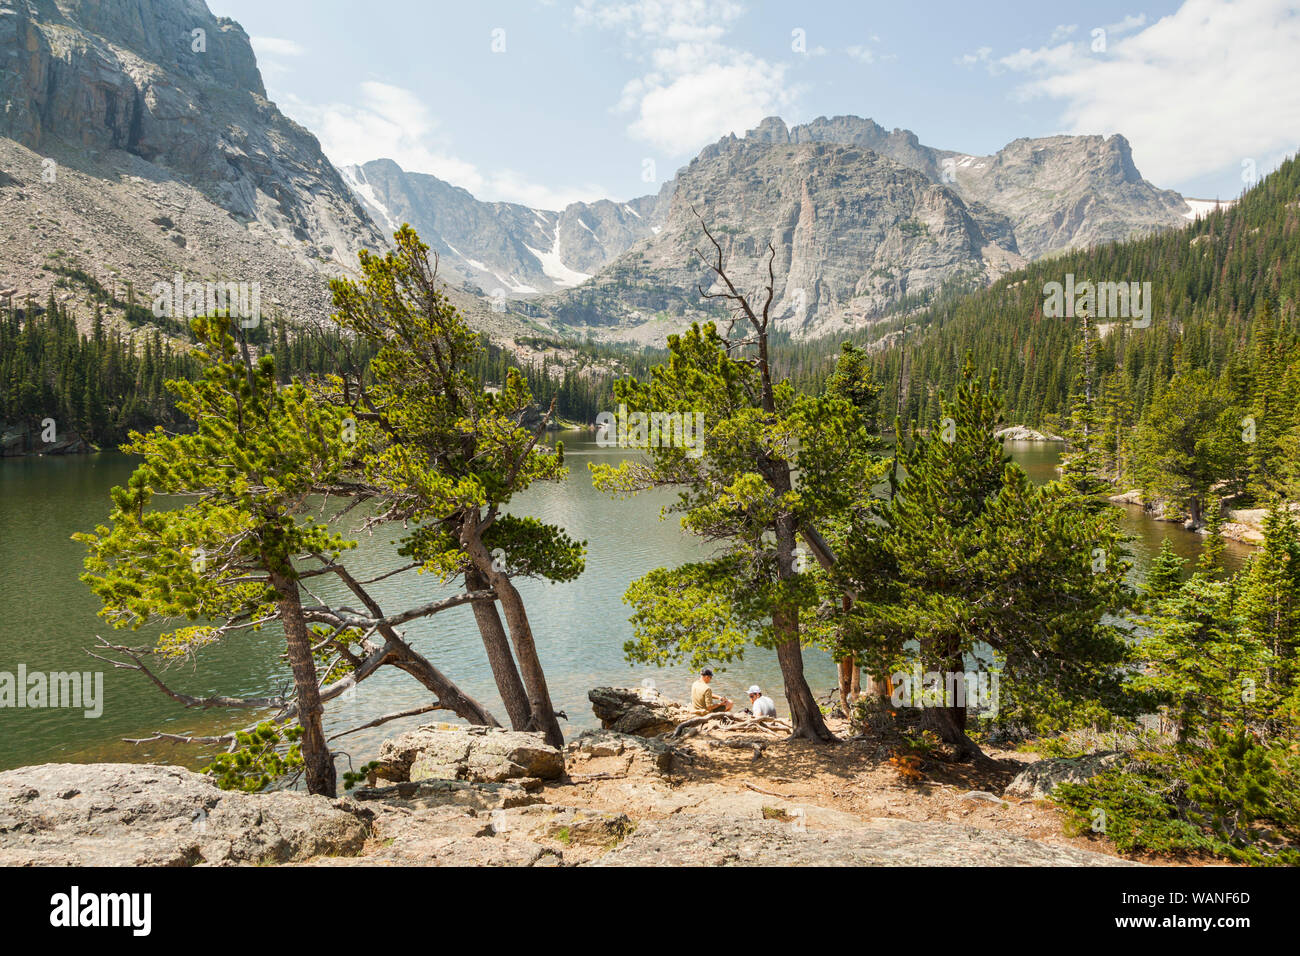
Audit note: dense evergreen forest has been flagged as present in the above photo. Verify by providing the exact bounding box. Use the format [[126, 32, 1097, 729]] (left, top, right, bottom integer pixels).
[[853, 154, 1300, 515], [0, 292, 663, 449], [0, 292, 375, 449]]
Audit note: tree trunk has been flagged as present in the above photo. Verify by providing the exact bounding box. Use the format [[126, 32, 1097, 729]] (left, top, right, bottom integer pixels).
[[462, 518, 564, 748], [494, 576, 565, 748], [270, 569, 336, 796], [774, 514, 835, 743], [775, 626, 836, 742], [465, 566, 533, 730], [326, 562, 501, 727], [383, 636, 500, 728], [921, 647, 983, 760], [837, 656, 852, 718], [862, 672, 891, 704]]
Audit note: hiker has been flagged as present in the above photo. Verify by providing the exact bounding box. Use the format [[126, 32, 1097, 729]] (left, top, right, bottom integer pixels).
[[746, 685, 776, 718], [691, 668, 732, 713]]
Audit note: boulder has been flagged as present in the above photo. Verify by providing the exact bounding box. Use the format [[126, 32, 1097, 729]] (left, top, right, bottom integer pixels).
[[565, 729, 685, 778], [995, 425, 1063, 442], [0, 763, 370, 866], [1005, 752, 1125, 801], [374, 725, 564, 785], [588, 686, 693, 737]]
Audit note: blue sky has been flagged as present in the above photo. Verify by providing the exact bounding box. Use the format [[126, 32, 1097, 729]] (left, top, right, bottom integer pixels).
[[209, 0, 1300, 209]]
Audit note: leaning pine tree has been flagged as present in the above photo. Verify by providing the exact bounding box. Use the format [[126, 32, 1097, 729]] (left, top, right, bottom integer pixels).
[[329, 226, 583, 748], [76, 317, 361, 795], [77, 316, 502, 795], [592, 217, 879, 742]]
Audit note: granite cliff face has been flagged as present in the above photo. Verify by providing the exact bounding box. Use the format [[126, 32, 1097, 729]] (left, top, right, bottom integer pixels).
[[530, 116, 1191, 339], [0, 0, 396, 333], [0, 0, 381, 264], [546, 132, 1026, 338], [771, 115, 1191, 258], [387, 114, 1186, 340]]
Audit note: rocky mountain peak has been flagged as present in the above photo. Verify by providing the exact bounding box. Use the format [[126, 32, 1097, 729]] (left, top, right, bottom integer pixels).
[[1, 0, 381, 269]]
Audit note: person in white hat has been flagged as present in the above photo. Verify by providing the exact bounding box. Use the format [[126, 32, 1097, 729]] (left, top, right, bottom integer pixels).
[[747, 685, 776, 718]]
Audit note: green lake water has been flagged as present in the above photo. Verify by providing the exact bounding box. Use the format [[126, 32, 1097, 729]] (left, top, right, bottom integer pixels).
[[0, 435, 1251, 774]]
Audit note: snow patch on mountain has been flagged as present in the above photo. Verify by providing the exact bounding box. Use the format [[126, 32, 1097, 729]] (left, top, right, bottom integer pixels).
[[525, 226, 591, 288]]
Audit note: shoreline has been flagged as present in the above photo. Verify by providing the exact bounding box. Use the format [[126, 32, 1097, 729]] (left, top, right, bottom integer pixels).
[[0, 686, 1161, 867]]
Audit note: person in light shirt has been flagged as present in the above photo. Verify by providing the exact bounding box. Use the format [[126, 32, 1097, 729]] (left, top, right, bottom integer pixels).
[[690, 668, 733, 713], [747, 685, 777, 718]]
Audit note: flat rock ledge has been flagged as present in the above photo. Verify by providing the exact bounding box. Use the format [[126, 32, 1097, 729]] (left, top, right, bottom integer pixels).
[[0, 763, 370, 866], [0, 760, 1142, 867], [594, 813, 1139, 867]]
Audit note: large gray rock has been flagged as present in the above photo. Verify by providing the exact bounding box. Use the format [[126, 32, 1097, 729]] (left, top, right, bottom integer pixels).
[[588, 686, 693, 737], [1005, 752, 1125, 801], [0, 763, 370, 866], [593, 813, 1139, 867], [565, 729, 685, 777], [374, 725, 564, 785]]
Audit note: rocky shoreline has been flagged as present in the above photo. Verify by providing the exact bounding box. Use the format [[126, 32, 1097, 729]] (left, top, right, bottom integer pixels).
[[1107, 489, 1298, 545], [1, 420, 96, 457], [0, 687, 1141, 867]]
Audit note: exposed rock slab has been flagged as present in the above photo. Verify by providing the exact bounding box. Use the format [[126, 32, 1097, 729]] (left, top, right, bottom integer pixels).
[[565, 729, 686, 778], [0, 763, 369, 866], [319, 800, 634, 867], [593, 812, 1139, 867]]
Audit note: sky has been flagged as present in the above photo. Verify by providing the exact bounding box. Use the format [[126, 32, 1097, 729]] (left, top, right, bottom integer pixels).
[[207, 0, 1300, 210]]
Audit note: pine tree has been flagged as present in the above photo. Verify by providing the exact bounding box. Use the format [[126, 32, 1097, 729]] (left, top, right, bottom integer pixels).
[[1060, 311, 1111, 506], [840, 357, 1133, 755], [1199, 498, 1227, 575], [1144, 539, 1187, 603], [329, 226, 580, 747]]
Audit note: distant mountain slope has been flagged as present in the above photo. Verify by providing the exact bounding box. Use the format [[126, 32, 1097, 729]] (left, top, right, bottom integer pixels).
[[742, 116, 1191, 260], [520, 116, 1191, 341], [541, 131, 1026, 340], [0, 0, 383, 267], [863, 152, 1300, 430], [340, 159, 669, 296], [0, 0, 411, 334]]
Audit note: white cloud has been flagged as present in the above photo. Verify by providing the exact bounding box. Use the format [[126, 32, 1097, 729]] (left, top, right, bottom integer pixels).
[[250, 37, 306, 58], [281, 83, 607, 209], [250, 36, 305, 78], [956, 46, 992, 67], [576, 0, 798, 156], [975, 0, 1300, 186]]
